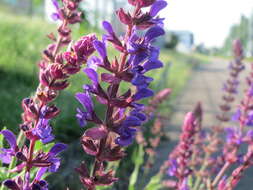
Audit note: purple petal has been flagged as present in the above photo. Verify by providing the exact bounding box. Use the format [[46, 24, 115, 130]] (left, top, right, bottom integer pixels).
[[49, 143, 67, 156], [149, 47, 160, 61], [48, 157, 61, 172], [93, 40, 107, 59], [130, 110, 146, 121], [144, 26, 165, 42], [52, 0, 59, 9], [168, 159, 178, 176], [0, 152, 12, 164], [232, 109, 241, 121], [102, 21, 114, 35], [133, 88, 154, 100], [150, 0, 168, 17], [87, 56, 101, 70], [35, 168, 48, 181], [51, 13, 60, 21], [123, 116, 142, 126], [143, 60, 163, 72], [132, 52, 149, 65], [115, 136, 133, 147], [41, 136, 55, 144], [76, 108, 88, 127], [132, 74, 153, 87], [3, 180, 20, 190], [76, 92, 94, 113], [0, 130, 17, 149], [83, 68, 99, 86]]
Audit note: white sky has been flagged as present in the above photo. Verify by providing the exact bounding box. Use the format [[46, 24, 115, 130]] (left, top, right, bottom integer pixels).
[[161, 0, 253, 47]]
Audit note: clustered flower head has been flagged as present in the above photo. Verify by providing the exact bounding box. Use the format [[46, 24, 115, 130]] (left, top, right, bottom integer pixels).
[[74, 0, 167, 189]]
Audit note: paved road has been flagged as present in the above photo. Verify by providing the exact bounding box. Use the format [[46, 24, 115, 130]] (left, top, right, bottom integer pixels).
[[145, 58, 252, 189]]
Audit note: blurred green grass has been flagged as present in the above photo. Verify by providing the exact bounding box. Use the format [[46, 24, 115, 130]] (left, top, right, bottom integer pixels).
[[0, 11, 210, 143]]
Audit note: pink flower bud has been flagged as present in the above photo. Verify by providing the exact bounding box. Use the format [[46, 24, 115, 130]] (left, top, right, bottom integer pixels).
[[128, 0, 156, 7], [233, 39, 243, 57], [73, 34, 97, 62], [116, 8, 132, 25]]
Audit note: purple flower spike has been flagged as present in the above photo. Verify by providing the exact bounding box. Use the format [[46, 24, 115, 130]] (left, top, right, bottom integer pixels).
[[93, 40, 107, 59], [150, 0, 168, 17]]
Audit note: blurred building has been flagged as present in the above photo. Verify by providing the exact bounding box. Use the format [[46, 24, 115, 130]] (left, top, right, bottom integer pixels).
[[171, 30, 194, 53]]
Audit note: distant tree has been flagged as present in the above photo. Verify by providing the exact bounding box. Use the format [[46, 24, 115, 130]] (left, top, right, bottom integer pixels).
[[222, 15, 249, 55], [165, 33, 178, 49]]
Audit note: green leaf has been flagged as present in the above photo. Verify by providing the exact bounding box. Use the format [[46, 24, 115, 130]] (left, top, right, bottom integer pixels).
[[35, 141, 54, 152], [188, 175, 193, 188], [128, 145, 144, 190], [0, 127, 7, 167], [144, 174, 163, 190], [0, 127, 6, 148], [96, 186, 112, 190]]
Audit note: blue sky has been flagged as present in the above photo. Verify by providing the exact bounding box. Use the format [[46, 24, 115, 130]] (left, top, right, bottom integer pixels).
[[161, 0, 253, 47]]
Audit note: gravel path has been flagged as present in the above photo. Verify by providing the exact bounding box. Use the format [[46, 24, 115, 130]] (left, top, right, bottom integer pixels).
[[144, 58, 252, 189]]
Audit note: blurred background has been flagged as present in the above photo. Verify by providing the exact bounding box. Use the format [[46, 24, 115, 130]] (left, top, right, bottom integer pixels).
[[0, 0, 253, 189]]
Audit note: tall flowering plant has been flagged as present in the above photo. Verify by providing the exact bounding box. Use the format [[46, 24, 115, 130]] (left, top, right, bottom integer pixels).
[[0, 0, 97, 189], [74, 0, 167, 189]]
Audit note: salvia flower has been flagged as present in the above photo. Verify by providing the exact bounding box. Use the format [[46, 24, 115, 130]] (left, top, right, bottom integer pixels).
[[1, 1, 87, 190], [74, 0, 167, 189], [217, 39, 245, 123], [168, 111, 198, 188]]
